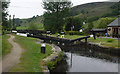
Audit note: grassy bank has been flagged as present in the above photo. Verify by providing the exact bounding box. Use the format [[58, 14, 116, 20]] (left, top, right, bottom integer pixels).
[[49, 34, 85, 39], [63, 35, 119, 48], [51, 34, 119, 48], [87, 37, 119, 48], [2, 35, 12, 56], [10, 35, 53, 72], [64, 35, 85, 39]]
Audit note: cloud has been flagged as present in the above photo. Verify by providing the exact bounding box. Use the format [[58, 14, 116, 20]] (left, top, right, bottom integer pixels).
[[108, 0, 120, 2], [0, 0, 10, 2]]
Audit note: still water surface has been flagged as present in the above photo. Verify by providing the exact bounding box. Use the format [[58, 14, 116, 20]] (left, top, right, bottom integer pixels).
[[51, 45, 119, 72]]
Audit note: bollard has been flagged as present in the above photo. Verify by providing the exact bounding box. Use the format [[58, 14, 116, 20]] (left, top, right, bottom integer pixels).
[[41, 44, 46, 54]]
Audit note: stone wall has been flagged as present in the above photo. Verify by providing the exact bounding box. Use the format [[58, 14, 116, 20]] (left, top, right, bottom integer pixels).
[[41, 44, 62, 74]]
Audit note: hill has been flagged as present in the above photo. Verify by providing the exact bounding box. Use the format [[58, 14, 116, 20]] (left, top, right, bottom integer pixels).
[[70, 2, 117, 19], [15, 15, 44, 30]]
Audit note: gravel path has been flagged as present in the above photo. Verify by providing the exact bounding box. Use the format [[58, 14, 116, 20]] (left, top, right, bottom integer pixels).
[[1, 35, 23, 72]]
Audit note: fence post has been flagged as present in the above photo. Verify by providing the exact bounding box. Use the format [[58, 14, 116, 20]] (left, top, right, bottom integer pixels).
[[85, 38, 87, 43], [41, 44, 46, 54]]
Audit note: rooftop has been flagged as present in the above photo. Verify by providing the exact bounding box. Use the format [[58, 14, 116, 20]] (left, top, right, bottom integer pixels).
[[91, 29, 107, 32], [107, 17, 120, 27]]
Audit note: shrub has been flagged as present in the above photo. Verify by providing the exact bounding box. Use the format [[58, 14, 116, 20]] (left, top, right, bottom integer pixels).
[[96, 33, 100, 37], [46, 61, 55, 70], [65, 31, 84, 35], [107, 38, 114, 42], [46, 52, 64, 70]]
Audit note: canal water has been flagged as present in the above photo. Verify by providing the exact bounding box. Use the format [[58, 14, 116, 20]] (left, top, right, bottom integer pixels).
[[50, 44, 119, 73]]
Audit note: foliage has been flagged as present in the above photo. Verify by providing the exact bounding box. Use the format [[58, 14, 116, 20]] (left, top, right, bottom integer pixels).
[[46, 52, 64, 70], [70, 2, 117, 19], [43, 0, 72, 33], [88, 22, 93, 30], [16, 26, 28, 30], [28, 22, 41, 30], [93, 17, 116, 28], [2, 1, 10, 33], [15, 16, 44, 30], [87, 16, 99, 22], [65, 17, 82, 31], [46, 61, 55, 70], [102, 2, 120, 17], [83, 22, 94, 34], [82, 16, 117, 30], [65, 31, 84, 35], [65, 17, 73, 31], [107, 38, 114, 42], [14, 18, 21, 27]]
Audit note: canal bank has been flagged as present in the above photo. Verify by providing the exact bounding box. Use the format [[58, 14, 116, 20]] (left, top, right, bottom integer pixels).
[[71, 41, 120, 56], [34, 34, 120, 56], [39, 39, 119, 73], [15, 31, 119, 56], [15, 33, 119, 73], [40, 41, 64, 73]]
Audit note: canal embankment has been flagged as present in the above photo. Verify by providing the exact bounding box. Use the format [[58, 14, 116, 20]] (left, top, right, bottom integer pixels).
[[41, 42, 64, 73], [28, 34, 120, 56], [71, 41, 120, 56]]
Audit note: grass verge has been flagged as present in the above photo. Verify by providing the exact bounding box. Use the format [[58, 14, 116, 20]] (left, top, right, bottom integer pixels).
[[10, 35, 53, 72], [48, 34, 85, 39], [2, 35, 12, 56], [86, 37, 119, 48]]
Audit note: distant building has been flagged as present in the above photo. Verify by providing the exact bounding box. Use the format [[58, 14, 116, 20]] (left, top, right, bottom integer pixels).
[[107, 17, 120, 38]]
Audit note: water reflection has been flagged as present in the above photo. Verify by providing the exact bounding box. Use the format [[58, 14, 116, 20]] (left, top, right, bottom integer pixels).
[[44, 40, 119, 72], [51, 45, 119, 72]]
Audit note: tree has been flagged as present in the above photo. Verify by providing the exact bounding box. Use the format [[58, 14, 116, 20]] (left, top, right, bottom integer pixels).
[[81, 9, 85, 14], [97, 17, 116, 28], [1, 1, 10, 34], [42, 0, 72, 33], [65, 17, 72, 31], [28, 21, 44, 30], [88, 22, 93, 30], [28, 22, 39, 30], [87, 16, 99, 23], [65, 17, 82, 31], [73, 17, 82, 31]]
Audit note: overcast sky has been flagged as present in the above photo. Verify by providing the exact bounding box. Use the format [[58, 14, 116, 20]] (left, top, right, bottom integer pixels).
[[8, 0, 119, 19]]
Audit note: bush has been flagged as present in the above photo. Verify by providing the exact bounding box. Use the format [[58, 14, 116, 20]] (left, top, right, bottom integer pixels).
[[107, 38, 114, 42], [96, 33, 100, 37], [65, 31, 84, 35], [46, 61, 55, 70], [46, 52, 64, 70]]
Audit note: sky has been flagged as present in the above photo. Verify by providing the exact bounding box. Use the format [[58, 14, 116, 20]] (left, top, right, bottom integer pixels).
[[8, 0, 119, 19]]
